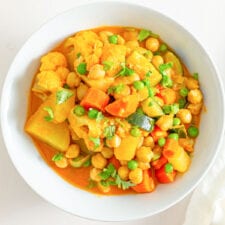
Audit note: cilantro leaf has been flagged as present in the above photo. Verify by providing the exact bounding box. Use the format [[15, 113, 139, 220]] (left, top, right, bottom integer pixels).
[[107, 84, 124, 94], [115, 63, 134, 77], [96, 111, 104, 122], [104, 125, 116, 139], [56, 89, 74, 104], [138, 29, 159, 42], [43, 106, 54, 122], [87, 179, 97, 189], [103, 61, 114, 71], [52, 153, 63, 162], [89, 137, 101, 149], [115, 174, 135, 190], [99, 163, 116, 180]]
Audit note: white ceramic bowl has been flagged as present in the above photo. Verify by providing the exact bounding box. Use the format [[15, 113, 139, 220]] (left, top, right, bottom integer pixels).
[[1, 1, 225, 221]]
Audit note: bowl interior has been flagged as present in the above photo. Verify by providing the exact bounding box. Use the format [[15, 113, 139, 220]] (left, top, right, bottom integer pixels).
[[1, 1, 224, 221]]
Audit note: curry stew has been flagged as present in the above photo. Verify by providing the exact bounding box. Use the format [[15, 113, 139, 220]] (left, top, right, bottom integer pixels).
[[25, 26, 203, 194]]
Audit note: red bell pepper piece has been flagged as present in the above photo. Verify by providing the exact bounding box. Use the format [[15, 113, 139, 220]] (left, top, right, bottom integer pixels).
[[155, 164, 177, 183]]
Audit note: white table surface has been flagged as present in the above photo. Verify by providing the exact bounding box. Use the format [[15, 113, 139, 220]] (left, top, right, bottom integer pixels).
[[0, 0, 225, 224]]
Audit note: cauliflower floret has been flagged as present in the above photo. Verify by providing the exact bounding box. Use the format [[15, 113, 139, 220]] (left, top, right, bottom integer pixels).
[[68, 31, 103, 70], [32, 71, 62, 94], [40, 52, 67, 72]]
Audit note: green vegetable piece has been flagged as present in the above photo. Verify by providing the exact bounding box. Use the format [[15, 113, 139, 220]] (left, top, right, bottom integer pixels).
[[77, 62, 87, 75], [164, 51, 183, 76], [159, 44, 167, 52], [115, 174, 135, 190], [108, 35, 118, 44], [130, 127, 141, 137], [127, 112, 154, 132], [158, 137, 166, 147], [52, 153, 63, 162], [43, 106, 54, 122], [104, 125, 116, 139], [103, 61, 114, 71], [133, 81, 144, 90], [56, 89, 74, 105], [165, 163, 173, 173], [69, 155, 91, 168], [179, 98, 187, 108], [88, 109, 99, 119], [173, 118, 181, 126], [99, 163, 116, 180], [168, 133, 179, 140], [83, 158, 92, 167], [108, 84, 124, 94], [73, 105, 85, 116], [76, 52, 81, 58], [127, 160, 138, 170], [180, 88, 189, 97], [138, 29, 151, 41], [187, 126, 199, 138], [136, 107, 144, 114], [116, 63, 134, 77], [193, 72, 199, 80], [89, 137, 101, 149]]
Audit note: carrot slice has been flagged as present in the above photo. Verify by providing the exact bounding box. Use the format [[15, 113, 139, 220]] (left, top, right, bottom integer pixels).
[[150, 126, 168, 142], [105, 94, 139, 118], [155, 165, 176, 183], [80, 87, 110, 111], [132, 170, 156, 193], [108, 156, 120, 170], [151, 156, 168, 170]]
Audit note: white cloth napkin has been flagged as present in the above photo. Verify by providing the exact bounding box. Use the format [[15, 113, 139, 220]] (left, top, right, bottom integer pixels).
[[183, 138, 225, 225]]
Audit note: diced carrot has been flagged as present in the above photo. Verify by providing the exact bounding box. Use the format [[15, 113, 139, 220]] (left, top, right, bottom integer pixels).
[[108, 156, 120, 170], [150, 126, 168, 142], [162, 138, 180, 158], [155, 164, 176, 183], [151, 156, 168, 170], [80, 87, 110, 111], [132, 170, 156, 193], [105, 94, 139, 118]]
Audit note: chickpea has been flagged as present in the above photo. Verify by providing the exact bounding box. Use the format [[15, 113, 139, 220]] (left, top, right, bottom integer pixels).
[[91, 153, 107, 169], [101, 147, 114, 159], [136, 146, 153, 163], [106, 134, 121, 148], [145, 37, 160, 52], [151, 55, 164, 68], [176, 109, 192, 124], [117, 35, 125, 45], [187, 103, 203, 115], [99, 31, 113, 43], [185, 77, 199, 90], [187, 89, 203, 104], [118, 166, 129, 180], [55, 156, 68, 168], [156, 114, 173, 131], [143, 136, 155, 148], [90, 167, 102, 182], [88, 64, 105, 80], [65, 144, 80, 158], [116, 126, 126, 138], [77, 83, 88, 101], [114, 85, 131, 99], [138, 161, 150, 170], [129, 168, 143, 184], [66, 72, 81, 88]]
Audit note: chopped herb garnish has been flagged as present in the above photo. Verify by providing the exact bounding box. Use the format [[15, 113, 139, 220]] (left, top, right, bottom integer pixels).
[[160, 74, 173, 88], [159, 62, 173, 76], [104, 125, 116, 139], [99, 163, 116, 180], [138, 29, 159, 42], [96, 111, 104, 122], [115, 63, 134, 77], [89, 137, 101, 149], [43, 106, 54, 122], [87, 179, 97, 189], [115, 174, 135, 190], [77, 62, 87, 75], [103, 61, 114, 71], [193, 72, 199, 80], [76, 52, 81, 58], [52, 153, 63, 162], [83, 158, 91, 167], [145, 71, 152, 77], [56, 89, 74, 104]]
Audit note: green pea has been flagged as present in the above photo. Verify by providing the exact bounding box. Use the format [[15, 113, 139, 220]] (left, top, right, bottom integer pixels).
[[168, 133, 179, 140], [88, 109, 99, 119], [179, 88, 189, 97], [127, 160, 138, 170], [133, 81, 145, 90], [108, 35, 118, 44], [159, 44, 167, 52], [73, 105, 85, 116], [130, 127, 141, 137], [179, 98, 186, 109], [187, 126, 199, 138], [165, 163, 173, 173], [158, 137, 166, 147], [77, 62, 87, 75], [173, 118, 181, 126], [163, 105, 171, 114]]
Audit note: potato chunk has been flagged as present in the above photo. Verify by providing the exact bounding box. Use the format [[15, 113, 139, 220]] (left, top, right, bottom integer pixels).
[[25, 100, 70, 152]]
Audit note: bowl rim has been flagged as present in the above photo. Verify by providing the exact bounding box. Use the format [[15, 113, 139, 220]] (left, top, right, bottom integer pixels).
[[1, 0, 225, 221]]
